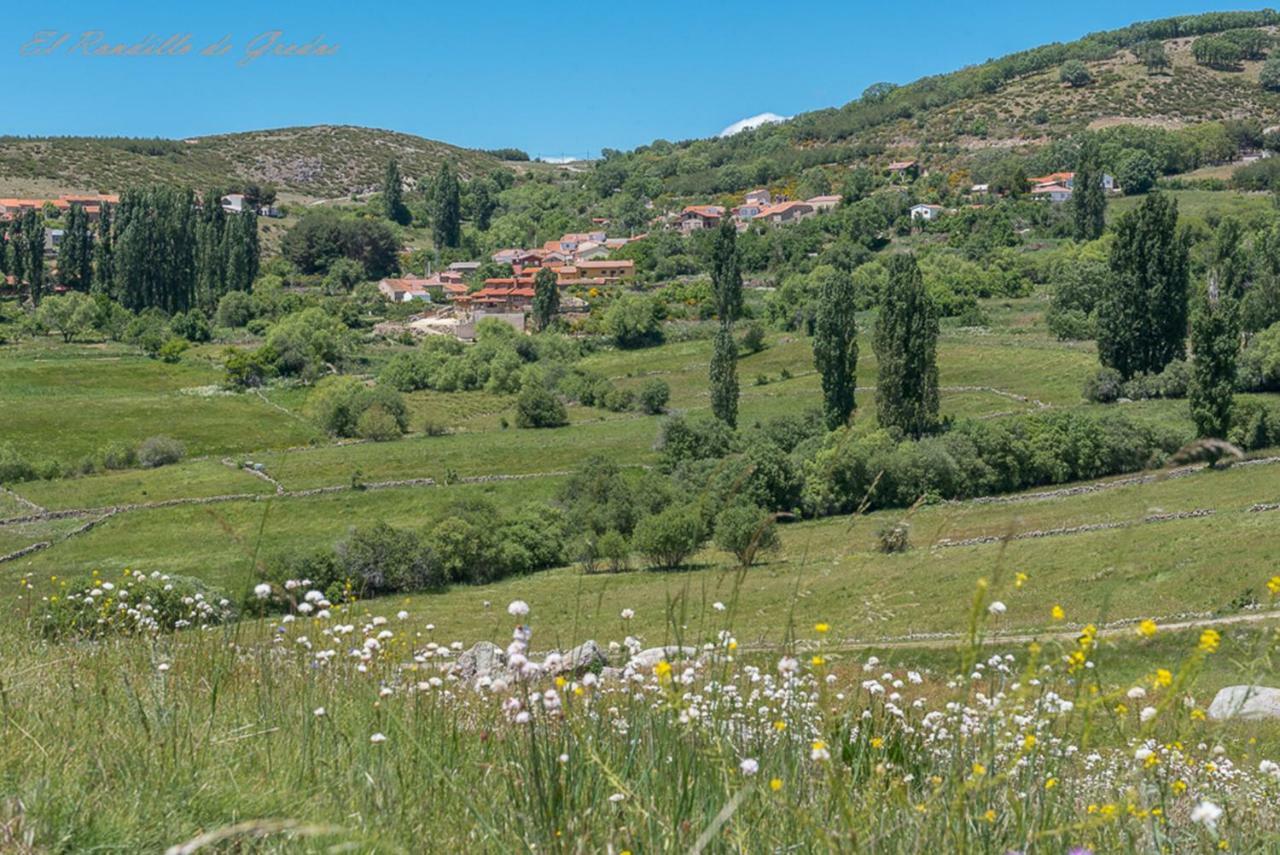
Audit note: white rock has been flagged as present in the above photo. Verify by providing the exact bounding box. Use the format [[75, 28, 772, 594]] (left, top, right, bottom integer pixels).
[[1208, 685, 1280, 721], [626, 646, 698, 670]]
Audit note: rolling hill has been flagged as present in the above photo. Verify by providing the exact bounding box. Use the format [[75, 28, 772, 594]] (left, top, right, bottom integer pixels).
[[0, 125, 512, 199]]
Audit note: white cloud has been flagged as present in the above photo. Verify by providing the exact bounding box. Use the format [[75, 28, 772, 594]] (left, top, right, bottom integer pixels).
[[718, 112, 790, 137]]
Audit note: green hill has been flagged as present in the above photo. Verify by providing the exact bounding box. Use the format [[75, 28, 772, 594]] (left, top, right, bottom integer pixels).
[[0, 125, 509, 198]]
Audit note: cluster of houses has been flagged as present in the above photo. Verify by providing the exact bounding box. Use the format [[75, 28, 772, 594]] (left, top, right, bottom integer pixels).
[[0, 194, 119, 223], [675, 189, 842, 234], [909, 169, 1121, 222]]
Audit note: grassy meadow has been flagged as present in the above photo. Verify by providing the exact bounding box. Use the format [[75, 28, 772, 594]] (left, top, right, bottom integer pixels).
[[4, 290, 1280, 853]]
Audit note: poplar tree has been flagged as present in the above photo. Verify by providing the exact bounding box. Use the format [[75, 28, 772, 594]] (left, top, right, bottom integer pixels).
[[57, 204, 93, 292], [709, 323, 739, 428], [709, 217, 742, 427], [195, 191, 228, 310], [1189, 277, 1240, 439], [812, 269, 859, 430], [431, 162, 462, 249], [1097, 192, 1189, 379], [382, 159, 409, 225], [874, 253, 939, 438], [1072, 136, 1106, 242], [19, 210, 45, 305], [531, 267, 559, 331], [113, 187, 197, 314], [224, 210, 260, 293], [92, 203, 114, 296]]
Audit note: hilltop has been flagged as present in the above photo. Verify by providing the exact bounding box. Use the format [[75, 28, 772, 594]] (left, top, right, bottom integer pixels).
[[0, 125, 515, 199]]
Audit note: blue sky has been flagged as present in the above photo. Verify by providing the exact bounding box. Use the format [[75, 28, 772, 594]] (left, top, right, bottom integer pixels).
[[4, 2, 1271, 158]]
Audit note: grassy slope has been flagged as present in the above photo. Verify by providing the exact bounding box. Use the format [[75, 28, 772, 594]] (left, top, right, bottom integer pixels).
[[0, 125, 509, 198]]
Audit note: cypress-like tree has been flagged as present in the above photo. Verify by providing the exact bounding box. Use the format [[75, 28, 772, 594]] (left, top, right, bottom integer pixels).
[[1209, 218, 1246, 301], [531, 267, 560, 331], [57, 203, 93, 292], [471, 177, 497, 231], [92, 203, 114, 296], [19, 210, 45, 305], [1097, 192, 1189, 379], [1189, 277, 1240, 439], [224, 210, 259, 294], [812, 269, 859, 430], [382, 159, 409, 225], [431, 162, 462, 249], [710, 216, 743, 322], [874, 253, 939, 438], [708, 217, 742, 426], [709, 323, 739, 428], [195, 191, 228, 310], [1072, 136, 1106, 242]]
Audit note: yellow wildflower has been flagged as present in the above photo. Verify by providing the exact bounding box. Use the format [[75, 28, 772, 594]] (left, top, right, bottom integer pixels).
[[810, 655, 825, 667], [1045, 777, 1058, 790], [654, 660, 672, 679], [870, 737, 884, 749], [1173, 780, 1187, 795], [814, 622, 830, 634], [1015, 572, 1029, 589], [773, 720, 786, 732], [554, 676, 567, 689], [1052, 604, 1065, 620], [1268, 575, 1280, 596], [983, 809, 997, 823], [1022, 734, 1037, 751], [971, 762, 986, 777], [769, 778, 783, 792], [1154, 668, 1173, 688], [1138, 619, 1158, 638], [1191, 709, 1206, 721], [1198, 629, 1221, 653]]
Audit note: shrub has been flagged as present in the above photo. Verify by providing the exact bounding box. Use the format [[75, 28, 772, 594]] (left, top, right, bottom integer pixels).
[[137, 436, 186, 469], [157, 337, 190, 363], [658, 413, 737, 471], [598, 529, 631, 573], [40, 571, 235, 640], [1083, 367, 1124, 403], [99, 441, 138, 471], [169, 311, 212, 342], [1047, 308, 1094, 341], [876, 522, 911, 554], [515, 383, 568, 428], [422, 419, 451, 437], [215, 291, 255, 328], [605, 293, 665, 348], [740, 321, 767, 353], [713, 505, 780, 567], [632, 506, 705, 570], [603, 387, 635, 412], [357, 405, 403, 442], [306, 377, 408, 438], [336, 522, 442, 596], [1261, 54, 1280, 91], [0, 443, 36, 484], [637, 378, 671, 414], [1059, 60, 1092, 87]]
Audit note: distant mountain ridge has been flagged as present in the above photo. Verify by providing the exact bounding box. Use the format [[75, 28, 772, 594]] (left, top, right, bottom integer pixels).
[[0, 125, 508, 198]]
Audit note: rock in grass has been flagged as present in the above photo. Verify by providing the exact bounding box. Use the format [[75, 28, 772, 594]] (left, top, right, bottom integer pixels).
[[549, 640, 608, 677], [627, 646, 698, 672], [454, 641, 507, 680], [1208, 685, 1280, 721]]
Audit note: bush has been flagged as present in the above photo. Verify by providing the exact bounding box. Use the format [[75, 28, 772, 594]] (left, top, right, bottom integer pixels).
[[336, 522, 442, 596], [638, 378, 671, 415], [876, 522, 911, 554], [40, 571, 235, 640], [658, 413, 737, 471], [99, 441, 138, 471], [0, 443, 36, 484], [605, 294, 665, 348], [632, 506, 705, 570], [598, 529, 631, 573], [357, 405, 404, 441], [137, 436, 186, 469], [215, 291, 256, 328], [169, 311, 212, 342], [1083, 367, 1124, 403], [157, 337, 190, 363], [1047, 308, 1094, 341], [1261, 54, 1280, 91], [306, 376, 408, 438], [1059, 60, 1092, 87], [515, 383, 568, 428], [713, 505, 780, 567], [740, 322, 767, 353]]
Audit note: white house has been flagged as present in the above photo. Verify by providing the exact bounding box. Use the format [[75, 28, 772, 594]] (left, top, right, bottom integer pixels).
[[220, 193, 246, 213], [910, 204, 944, 222], [1030, 183, 1073, 203], [378, 277, 432, 303]]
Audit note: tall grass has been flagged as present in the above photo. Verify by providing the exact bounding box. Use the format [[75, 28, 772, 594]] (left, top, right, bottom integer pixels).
[[2, 564, 1279, 852]]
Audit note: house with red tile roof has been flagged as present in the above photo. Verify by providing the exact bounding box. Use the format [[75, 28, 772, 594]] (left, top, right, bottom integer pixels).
[[757, 201, 815, 225], [677, 205, 725, 234], [378, 277, 433, 303]]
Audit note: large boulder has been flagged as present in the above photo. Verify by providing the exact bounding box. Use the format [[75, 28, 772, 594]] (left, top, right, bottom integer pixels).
[[1208, 685, 1280, 721], [548, 640, 608, 677], [454, 641, 507, 681], [626, 646, 698, 672]]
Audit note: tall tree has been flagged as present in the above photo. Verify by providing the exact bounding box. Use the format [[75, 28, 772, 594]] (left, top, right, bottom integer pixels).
[[382, 159, 409, 225], [195, 191, 228, 310], [470, 176, 497, 231], [431, 162, 462, 249], [531, 267, 559, 331], [92, 203, 114, 296], [874, 254, 939, 438], [1209, 218, 1246, 301], [1097, 192, 1189, 379], [709, 323, 739, 428], [812, 269, 859, 430], [1189, 276, 1240, 439], [113, 186, 197, 314], [710, 216, 743, 322], [709, 217, 742, 427], [19, 210, 45, 305], [1072, 136, 1106, 242], [56, 203, 93, 292], [224, 210, 260, 294]]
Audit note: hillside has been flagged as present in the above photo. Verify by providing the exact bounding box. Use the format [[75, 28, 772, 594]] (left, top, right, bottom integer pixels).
[[0, 125, 510, 198]]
